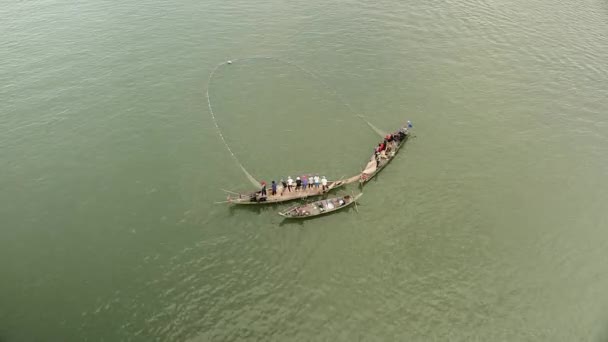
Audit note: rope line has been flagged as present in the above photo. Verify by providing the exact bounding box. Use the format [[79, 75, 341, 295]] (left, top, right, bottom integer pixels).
[[205, 56, 386, 188], [206, 59, 261, 188]]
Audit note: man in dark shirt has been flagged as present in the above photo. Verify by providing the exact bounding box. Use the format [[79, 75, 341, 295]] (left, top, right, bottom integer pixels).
[[260, 182, 267, 197]]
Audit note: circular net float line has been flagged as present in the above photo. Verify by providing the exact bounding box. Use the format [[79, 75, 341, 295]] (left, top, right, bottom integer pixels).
[[206, 56, 386, 188]]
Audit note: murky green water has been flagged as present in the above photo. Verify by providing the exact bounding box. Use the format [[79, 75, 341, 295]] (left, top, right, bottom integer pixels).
[[2, 0, 608, 340]]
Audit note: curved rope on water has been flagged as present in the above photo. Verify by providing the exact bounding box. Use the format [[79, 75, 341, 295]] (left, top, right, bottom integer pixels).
[[206, 56, 386, 188], [206, 60, 261, 188]]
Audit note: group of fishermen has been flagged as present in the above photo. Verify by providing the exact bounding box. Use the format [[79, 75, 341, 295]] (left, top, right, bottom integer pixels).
[[259, 175, 328, 198], [373, 121, 412, 167], [252, 121, 413, 201]]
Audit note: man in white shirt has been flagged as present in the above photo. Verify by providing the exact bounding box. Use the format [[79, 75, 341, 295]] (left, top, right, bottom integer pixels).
[[321, 176, 328, 190], [314, 175, 320, 188], [287, 176, 293, 192]]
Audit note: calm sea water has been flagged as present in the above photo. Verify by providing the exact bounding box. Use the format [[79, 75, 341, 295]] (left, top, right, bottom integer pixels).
[[2, 0, 608, 340]]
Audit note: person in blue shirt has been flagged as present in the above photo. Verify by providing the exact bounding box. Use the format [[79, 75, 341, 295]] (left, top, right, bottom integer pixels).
[[271, 181, 277, 196]]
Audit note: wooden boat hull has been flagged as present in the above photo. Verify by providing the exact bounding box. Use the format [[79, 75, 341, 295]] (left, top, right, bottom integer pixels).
[[227, 179, 347, 205], [279, 193, 363, 219], [359, 133, 409, 185]]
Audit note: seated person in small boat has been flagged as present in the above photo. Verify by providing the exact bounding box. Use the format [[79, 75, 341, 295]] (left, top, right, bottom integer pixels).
[[338, 198, 345, 206], [398, 125, 410, 140], [250, 192, 266, 202], [384, 135, 393, 152], [295, 207, 308, 216], [392, 132, 400, 143]]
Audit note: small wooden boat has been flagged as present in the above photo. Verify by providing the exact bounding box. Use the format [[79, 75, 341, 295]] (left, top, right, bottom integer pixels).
[[359, 129, 410, 185], [225, 177, 357, 205], [278, 193, 363, 219]]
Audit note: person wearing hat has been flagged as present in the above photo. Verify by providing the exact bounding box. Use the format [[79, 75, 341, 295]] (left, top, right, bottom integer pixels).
[[295, 177, 302, 191], [260, 181, 267, 197], [287, 176, 294, 192], [321, 176, 328, 191]]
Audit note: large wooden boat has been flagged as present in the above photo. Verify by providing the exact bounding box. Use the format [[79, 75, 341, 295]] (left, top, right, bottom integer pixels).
[[278, 193, 363, 219], [359, 130, 409, 185], [225, 175, 360, 205]]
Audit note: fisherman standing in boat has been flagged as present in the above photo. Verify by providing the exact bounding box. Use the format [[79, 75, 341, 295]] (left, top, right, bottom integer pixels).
[[260, 181, 267, 197], [280, 178, 287, 195], [295, 177, 302, 191], [314, 175, 320, 189], [271, 180, 277, 196], [287, 176, 294, 192], [375, 143, 384, 167], [302, 175, 308, 192], [321, 176, 328, 191]]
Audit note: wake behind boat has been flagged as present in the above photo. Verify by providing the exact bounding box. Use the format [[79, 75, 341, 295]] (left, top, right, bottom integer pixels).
[[278, 193, 363, 219], [360, 121, 412, 185]]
